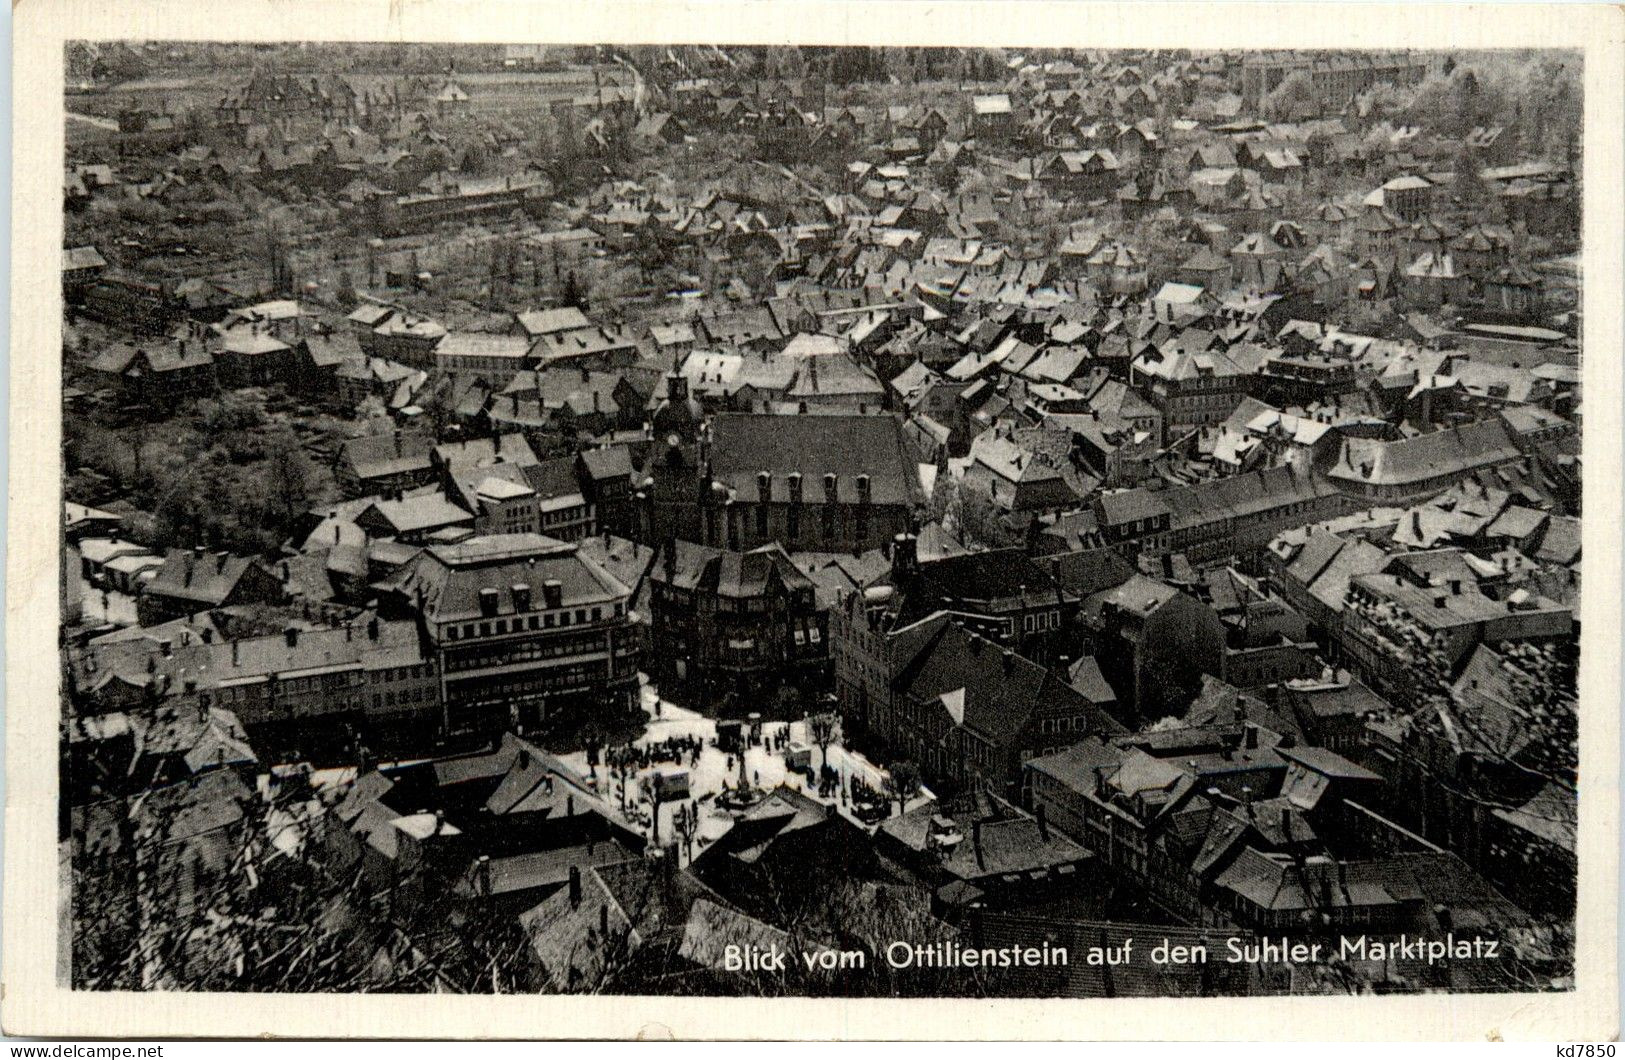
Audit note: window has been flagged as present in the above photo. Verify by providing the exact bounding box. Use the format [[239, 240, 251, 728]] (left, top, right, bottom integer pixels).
[[545, 614, 556, 628], [479, 622, 491, 637]]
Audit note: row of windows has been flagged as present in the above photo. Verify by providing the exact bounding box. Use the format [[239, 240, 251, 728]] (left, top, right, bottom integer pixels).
[[369, 664, 432, 684], [1022, 610, 1062, 633], [445, 632, 610, 673], [374, 686, 433, 709], [541, 507, 591, 526], [443, 605, 618, 641], [446, 661, 608, 699], [1038, 714, 1089, 735]]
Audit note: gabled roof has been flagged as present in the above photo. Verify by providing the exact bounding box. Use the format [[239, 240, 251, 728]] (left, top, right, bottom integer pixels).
[[144, 549, 272, 606], [707, 413, 921, 507], [1329, 418, 1523, 488]]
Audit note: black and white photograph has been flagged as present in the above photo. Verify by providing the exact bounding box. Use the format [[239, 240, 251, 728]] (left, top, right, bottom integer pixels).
[[8, 0, 1622, 1042]]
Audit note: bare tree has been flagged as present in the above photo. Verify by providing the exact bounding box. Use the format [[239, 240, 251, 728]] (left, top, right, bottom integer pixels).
[[882, 760, 922, 818], [808, 711, 839, 771]]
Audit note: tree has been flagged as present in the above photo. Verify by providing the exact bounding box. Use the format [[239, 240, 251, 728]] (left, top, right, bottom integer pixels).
[[561, 270, 586, 309], [610, 745, 638, 813], [808, 711, 839, 771], [955, 483, 1019, 549], [674, 801, 700, 866], [71, 770, 383, 991], [583, 732, 603, 779], [1261, 70, 1316, 122], [334, 269, 358, 310], [1350, 596, 1576, 794], [882, 760, 921, 817], [262, 432, 313, 527], [1451, 146, 1492, 211]]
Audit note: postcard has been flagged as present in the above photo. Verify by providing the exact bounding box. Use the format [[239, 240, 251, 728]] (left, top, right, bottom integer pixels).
[[5, 0, 1620, 1041]]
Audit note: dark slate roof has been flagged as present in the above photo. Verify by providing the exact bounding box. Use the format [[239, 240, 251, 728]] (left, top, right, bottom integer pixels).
[[1329, 418, 1524, 488], [880, 796, 1091, 883], [707, 412, 921, 507], [341, 431, 435, 481], [381, 533, 629, 623], [893, 621, 1092, 744], [652, 539, 813, 599], [144, 549, 270, 607]]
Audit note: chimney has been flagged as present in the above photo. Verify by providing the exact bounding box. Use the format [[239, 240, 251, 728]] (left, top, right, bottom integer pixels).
[[231, 640, 240, 666], [823, 472, 838, 501], [568, 866, 582, 908], [972, 818, 985, 869], [1035, 803, 1049, 842], [891, 533, 918, 581], [159, 638, 173, 657], [1002, 649, 1015, 674], [566, 793, 574, 817], [1279, 805, 1290, 841], [512, 583, 532, 611], [368, 617, 380, 640], [599, 903, 610, 939], [284, 627, 298, 648], [1242, 721, 1258, 750], [857, 473, 871, 504], [201, 628, 213, 644], [757, 471, 772, 503]]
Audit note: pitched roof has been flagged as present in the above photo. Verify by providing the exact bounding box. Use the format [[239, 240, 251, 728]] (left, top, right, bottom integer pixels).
[[381, 533, 629, 623], [893, 621, 1092, 745], [707, 413, 921, 507], [143, 549, 271, 607], [1329, 418, 1523, 488]]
